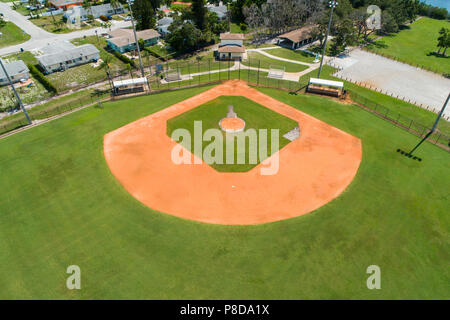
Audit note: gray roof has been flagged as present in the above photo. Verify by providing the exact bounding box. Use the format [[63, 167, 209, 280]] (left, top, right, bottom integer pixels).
[[207, 3, 227, 18], [157, 17, 173, 26], [0, 60, 29, 79], [37, 43, 99, 66]]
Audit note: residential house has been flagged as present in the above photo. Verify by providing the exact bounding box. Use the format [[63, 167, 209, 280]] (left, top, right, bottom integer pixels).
[[277, 25, 317, 49], [217, 33, 246, 61], [207, 1, 228, 20], [107, 29, 160, 53], [157, 17, 173, 37], [36, 41, 100, 74], [0, 60, 30, 86], [64, 3, 127, 23], [49, 0, 83, 10]]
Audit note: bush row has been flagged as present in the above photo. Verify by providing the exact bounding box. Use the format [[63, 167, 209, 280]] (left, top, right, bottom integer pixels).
[[27, 63, 57, 94], [112, 51, 136, 68], [143, 47, 167, 62]]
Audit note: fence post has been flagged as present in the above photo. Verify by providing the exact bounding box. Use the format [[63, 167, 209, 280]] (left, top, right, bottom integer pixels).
[[257, 60, 261, 86]]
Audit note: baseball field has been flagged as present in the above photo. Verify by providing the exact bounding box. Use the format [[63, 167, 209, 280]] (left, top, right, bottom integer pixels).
[[0, 82, 448, 299]]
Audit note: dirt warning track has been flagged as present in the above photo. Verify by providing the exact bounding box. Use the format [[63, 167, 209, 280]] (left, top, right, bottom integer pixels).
[[104, 81, 362, 225]]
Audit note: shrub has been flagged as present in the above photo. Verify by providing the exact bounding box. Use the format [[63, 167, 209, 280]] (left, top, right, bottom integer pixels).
[[111, 50, 136, 68], [240, 23, 247, 32], [27, 64, 57, 94], [99, 15, 109, 22]]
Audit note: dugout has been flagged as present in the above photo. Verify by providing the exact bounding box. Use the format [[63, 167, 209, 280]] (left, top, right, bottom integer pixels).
[[306, 78, 344, 98], [112, 77, 148, 96]]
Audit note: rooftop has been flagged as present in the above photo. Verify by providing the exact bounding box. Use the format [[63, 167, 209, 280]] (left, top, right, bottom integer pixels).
[[0, 60, 29, 79], [220, 33, 245, 41], [218, 45, 246, 53], [37, 43, 99, 67], [279, 25, 317, 43], [108, 29, 160, 48]]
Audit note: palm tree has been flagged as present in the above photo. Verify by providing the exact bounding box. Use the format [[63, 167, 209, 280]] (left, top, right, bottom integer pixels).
[[110, 0, 120, 14], [127, 63, 133, 80], [82, 0, 93, 22], [100, 55, 113, 90]]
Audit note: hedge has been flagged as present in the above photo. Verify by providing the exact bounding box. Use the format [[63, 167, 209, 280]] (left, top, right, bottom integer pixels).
[[143, 47, 167, 61], [27, 64, 57, 94], [112, 51, 137, 68]]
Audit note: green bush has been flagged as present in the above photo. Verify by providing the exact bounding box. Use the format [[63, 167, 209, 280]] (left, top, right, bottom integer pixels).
[[99, 15, 109, 22], [27, 64, 57, 94], [111, 50, 136, 68]]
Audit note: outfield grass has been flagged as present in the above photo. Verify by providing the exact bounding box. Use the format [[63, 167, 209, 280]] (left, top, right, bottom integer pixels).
[[265, 47, 317, 64], [0, 22, 30, 48], [366, 17, 450, 74], [0, 84, 448, 299], [166, 96, 298, 172], [242, 51, 310, 73]]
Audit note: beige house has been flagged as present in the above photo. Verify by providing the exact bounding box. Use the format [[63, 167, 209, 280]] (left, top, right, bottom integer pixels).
[[217, 33, 246, 61], [277, 25, 317, 49]]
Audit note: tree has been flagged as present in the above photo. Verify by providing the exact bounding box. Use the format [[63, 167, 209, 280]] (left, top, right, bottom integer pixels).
[[0, 16, 6, 28], [329, 19, 357, 56], [191, 0, 207, 30], [132, 0, 156, 30], [110, 0, 121, 14], [82, 0, 93, 22], [167, 20, 203, 53], [437, 28, 449, 56], [380, 11, 398, 34]]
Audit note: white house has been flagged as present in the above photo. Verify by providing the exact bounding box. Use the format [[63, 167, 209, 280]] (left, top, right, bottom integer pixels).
[[217, 33, 246, 61], [157, 17, 173, 37], [0, 60, 30, 86], [207, 1, 228, 20], [64, 3, 126, 23], [36, 41, 100, 74]]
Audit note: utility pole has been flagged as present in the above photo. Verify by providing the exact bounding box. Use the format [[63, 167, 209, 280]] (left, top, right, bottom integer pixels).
[[317, 0, 338, 79], [407, 93, 450, 156], [127, 0, 145, 78], [0, 59, 31, 125]]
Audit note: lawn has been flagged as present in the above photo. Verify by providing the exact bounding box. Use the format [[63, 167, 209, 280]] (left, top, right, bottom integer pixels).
[[366, 17, 450, 75], [0, 83, 448, 299], [30, 14, 101, 34], [265, 47, 317, 64], [0, 22, 30, 48], [166, 96, 298, 172], [242, 51, 310, 73]]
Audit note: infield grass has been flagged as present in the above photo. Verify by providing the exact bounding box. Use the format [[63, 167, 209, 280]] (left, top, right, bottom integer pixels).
[[0, 84, 448, 299], [166, 96, 298, 172]]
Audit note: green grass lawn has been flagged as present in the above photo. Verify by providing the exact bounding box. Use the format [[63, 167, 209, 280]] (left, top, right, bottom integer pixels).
[[0, 22, 30, 48], [30, 14, 101, 34], [242, 51, 309, 73], [0, 84, 448, 299], [366, 17, 450, 74], [166, 96, 298, 172], [265, 47, 317, 64]]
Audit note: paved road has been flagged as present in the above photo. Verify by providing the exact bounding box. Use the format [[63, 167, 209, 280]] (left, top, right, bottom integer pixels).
[[0, 2, 131, 55], [331, 49, 450, 117]]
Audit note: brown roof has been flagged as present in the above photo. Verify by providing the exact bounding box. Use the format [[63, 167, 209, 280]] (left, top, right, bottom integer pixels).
[[279, 25, 317, 43], [108, 29, 160, 48], [218, 45, 246, 53], [220, 33, 245, 41]]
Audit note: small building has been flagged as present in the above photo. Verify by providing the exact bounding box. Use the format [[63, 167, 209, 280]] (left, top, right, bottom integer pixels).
[[207, 1, 228, 20], [64, 3, 126, 23], [157, 17, 173, 37], [107, 29, 160, 53], [306, 78, 344, 98], [36, 41, 100, 74], [112, 77, 148, 96], [217, 33, 246, 61], [49, 0, 83, 10], [278, 25, 317, 49], [0, 60, 30, 86]]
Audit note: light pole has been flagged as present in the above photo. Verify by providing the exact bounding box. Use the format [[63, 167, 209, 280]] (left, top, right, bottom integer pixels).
[[317, 0, 338, 79], [127, 0, 145, 79], [0, 59, 31, 125]]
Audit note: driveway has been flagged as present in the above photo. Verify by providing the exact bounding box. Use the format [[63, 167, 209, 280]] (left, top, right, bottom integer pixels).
[[0, 2, 131, 56], [330, 49, 450, 117]]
